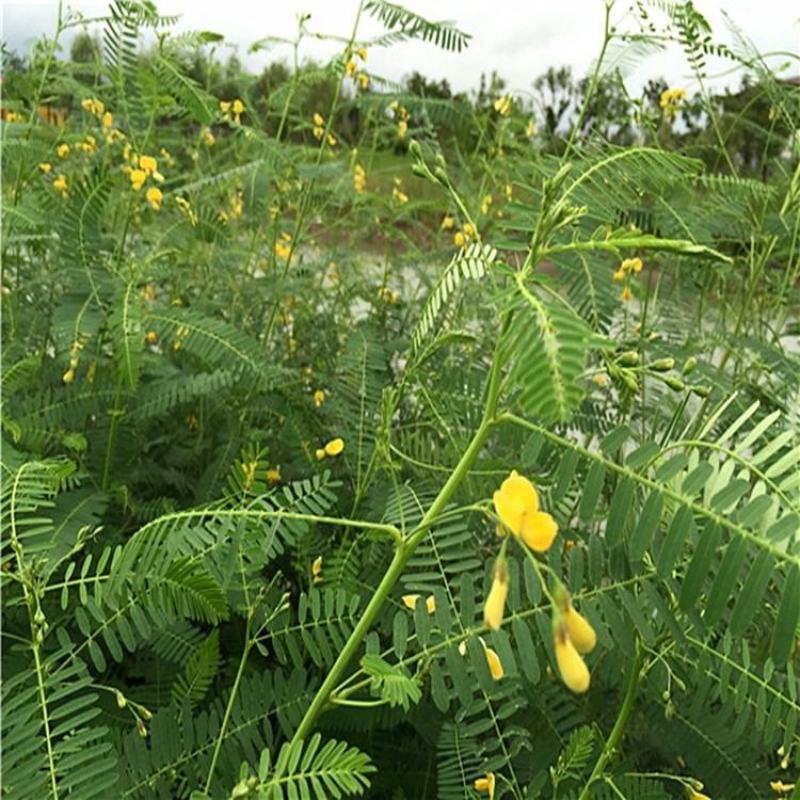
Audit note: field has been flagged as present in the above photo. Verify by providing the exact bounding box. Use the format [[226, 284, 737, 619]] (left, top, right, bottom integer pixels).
[[1, 1, 799, 798]]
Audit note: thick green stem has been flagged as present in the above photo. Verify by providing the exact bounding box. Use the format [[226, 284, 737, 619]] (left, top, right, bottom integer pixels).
[[577, 641, 644, 800]]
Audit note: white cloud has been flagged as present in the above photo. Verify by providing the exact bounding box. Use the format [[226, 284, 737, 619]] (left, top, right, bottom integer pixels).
[[2, 0, 798, 97]]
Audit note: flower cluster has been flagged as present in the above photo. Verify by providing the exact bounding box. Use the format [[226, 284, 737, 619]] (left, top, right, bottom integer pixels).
[[659, 87, 687, 120], [353, 162, 366, 193], [220, 98, 245, 124], [453, 222, 476, 249], [274, 232, 292, 260], [345, 47, 369, 91], [389, 101, 409, 139], [612, 256, 643, 303], [392, 177, 408, 205], [493, 94, 512, 117]]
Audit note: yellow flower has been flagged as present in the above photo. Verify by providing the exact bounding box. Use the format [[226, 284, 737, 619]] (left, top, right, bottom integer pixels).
[[554, 622, 590, 693], [357, 47, 368, 60], [201, 127, 215, 147], [266, 466, 281, 484], [146, 186, 163, 211], [62, 368, 75, 384], [453, 231, 466, 248], [57, 143, 70, 158], [129, 168, 147, 191], [483, 558, 508, 631], [313, 389, 327, 407], [101, 111, 113, 128], [480, 194, 492, 215], [440, 215, 455, 231], [327, 132, 337, 147], [563, 603, 596, 654], [397, 119, 408, 139], [483, 644, 504, 680], [313, 125, 325, 140], [474, 773, 495, 799], [687, 791, 711, 800], [353, 163, 366, 193], [232, 98, 244, 117], [493, 94, 512, 117], [504, 183, 513, 201], [313, 112, 325, 127], [81, 97, 104, 116], [144, 331, 158, 344], [401, 594, 436, 613], [345, 59, 357, 76], [219, 100, 231, 113], [312, 556, 323, 584], [175, 196, 198, 226], [358, 72, 369, 91], [53, 175, 68, 196], [392, 182, 408, 205], [621, 286, 633, 302], [592, 372, 610, 387], [139, 155, 157, 175], [324, 437, 345, 457], [770, 781, 795, 794], [275, 239, 291, 260], [612, 268, 626, 282], [315, 448, 326, 461], [620, 257, 643, 273], [493, 471, 558, 552], [38, 162, 52, 173], [526, 118, 536, 137], [462, 222, 476, 239]]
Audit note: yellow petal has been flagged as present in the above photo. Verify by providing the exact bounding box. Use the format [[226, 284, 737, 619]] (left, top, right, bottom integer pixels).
[[425, 595, 436, 614], [554, 625, 590, 693], [324, 437, 344, 456], [484, 646, 504, 680], [564, 606, 596, 654], [519, 511, 558, 552], [493, 470, 539, 536], [402, 594, 420, 610], [483, 561, 508, 631]]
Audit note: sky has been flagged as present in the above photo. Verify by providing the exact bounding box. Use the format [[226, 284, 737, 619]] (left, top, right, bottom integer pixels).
[[2, 0, 799, 98]]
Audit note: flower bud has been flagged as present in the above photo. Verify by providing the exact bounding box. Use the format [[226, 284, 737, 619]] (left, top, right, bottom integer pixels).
[[664, 375, 685, 392], [563, 605, 596, 654], [554, 623, 590, 693], [407, 140, 422, 158], [691, 385, 711, 398], [115, 690, 127, 709], [617, 350, 639, 366], [682, 356, 697, 375], [483, 557, 508, 631], [649, 357, 674, 372]]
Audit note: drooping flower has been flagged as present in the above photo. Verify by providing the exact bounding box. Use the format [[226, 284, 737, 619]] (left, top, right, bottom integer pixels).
[[313, 389, 327, 407], [554, 622, 590, 693], [621, 286, 633, 303], [480, 194, 492, 215], [101, 111, 113, 129], [483, 643, 504, 680], [474, 773, 496, 800], [440, 215, 455, 231], [38, 162, 52, 173], [275, 238, 291, 260], [358, 72, 369, 91], [266, 466, 281, 484], [483, 557, 508, 631], [146, 186, 163, 211], [232, 98, 244, 123], [493, 471, 558, 552], [397, 119, 408, 139], [620, 257, 643, 274], [312, 556, 323, 584], [353, 163, 366, 193], [686, 790, 711, 800], [144, 331, 158, 345], [139, 154, 157, 175], [392, 178, 408, 205], [356, 47, 368, 61], [559, 593, 596, 654], [453, 231, 466, 248], [345, 59, 357, 76], [56, 143, 70, 158], [770, 781, 795, 795]]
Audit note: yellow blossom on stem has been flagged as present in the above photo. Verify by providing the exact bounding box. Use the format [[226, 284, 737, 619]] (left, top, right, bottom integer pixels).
[[554, 622, 590, 693], [275, 238, 291, 260], [686, 790, 711, 800], [129, 169, 147, 191], [315, 448, 326, 461], [397, 119, 408, 139], [480, 194, 492, 215], [144, 331, 158, 345], [353, 163, 366, 193], [483, 643, 504, 680], [232, 98, 244, 122], [312, 556, 323, 584], [101, 111, 113, 128], [38, 162, 52, 173], [53, 175, 68, 196], [493, 94, 512, 117], [462, 222, 477, 239], [453, 231, 466, 248], [313, 389, 327, 407], [358, 72, 369, 91], [139, 155, 158, 175], [56, 143, 70, 158], [266, 466, 281, 484], [620, 257, 643, 274], [345, 59, 357, 76], [401, 594, 436, 613], [526, 118, 537, 137], [474, 773, 495, 799], [62, 368, 75, 384], [146, 186, 163, 211], [483, 557, 508, 631], [440, 215, 455, 231], [621, 286, 633, 302], [356, 46, 368, 60], [324, 437, 345, 457], [612, 268, 626, 282], [555, 586, 597, 654], [770, 781, 795, 794], [493, 470, 558, 552], [201, 127, 215, 146], [327, 132, 337, 147]]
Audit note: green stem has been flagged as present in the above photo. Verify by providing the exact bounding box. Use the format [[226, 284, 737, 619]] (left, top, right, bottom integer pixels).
[[577, 641, 644, 800], [203, 620, 252, 794], [289, 339, 506, 745]]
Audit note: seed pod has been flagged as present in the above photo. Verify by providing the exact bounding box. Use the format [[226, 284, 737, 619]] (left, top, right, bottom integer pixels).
[[649, 357, 675, 372]]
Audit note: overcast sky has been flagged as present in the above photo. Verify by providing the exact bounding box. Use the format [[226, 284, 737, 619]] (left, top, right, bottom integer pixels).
[[2, 0, 798, 98]]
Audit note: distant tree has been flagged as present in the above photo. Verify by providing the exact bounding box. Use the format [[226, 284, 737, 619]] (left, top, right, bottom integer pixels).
[[70, 30, 100, 64], [405, 71, 452, 100]]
